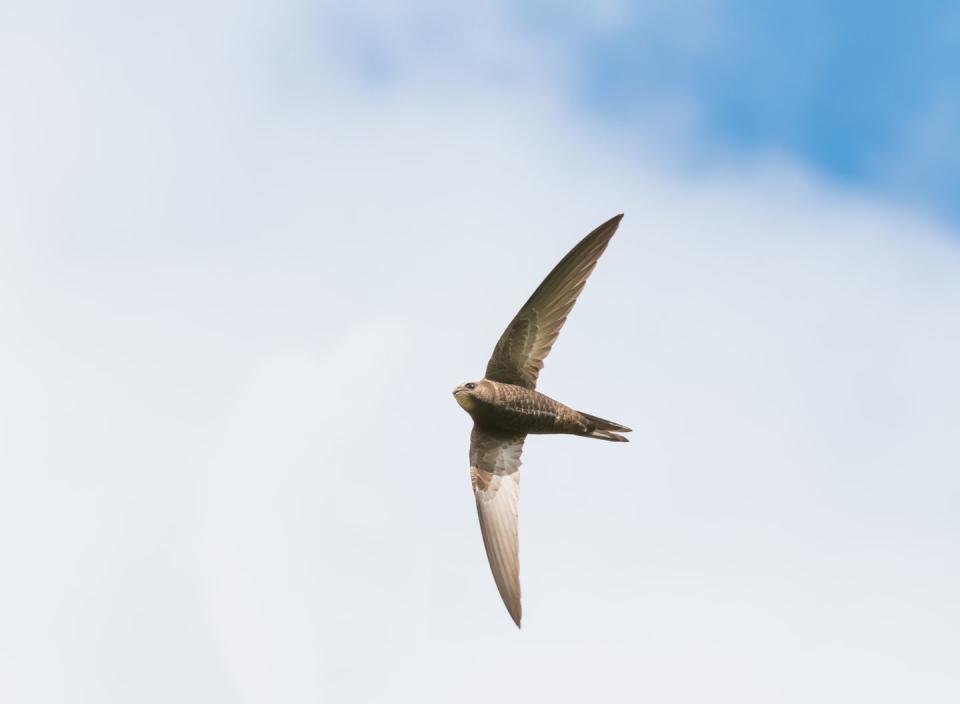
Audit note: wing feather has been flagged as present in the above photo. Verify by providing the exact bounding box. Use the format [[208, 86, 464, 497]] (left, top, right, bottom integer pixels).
[[485, 214, 623, 389], [470, 425, 525, 627]]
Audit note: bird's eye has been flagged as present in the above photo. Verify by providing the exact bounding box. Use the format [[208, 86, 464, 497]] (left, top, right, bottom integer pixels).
[[465, 383, 476, 390]]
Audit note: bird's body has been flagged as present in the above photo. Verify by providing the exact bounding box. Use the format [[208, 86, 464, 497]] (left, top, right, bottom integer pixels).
[[453, 213, 630, 627], [454, 379, 630, 440]]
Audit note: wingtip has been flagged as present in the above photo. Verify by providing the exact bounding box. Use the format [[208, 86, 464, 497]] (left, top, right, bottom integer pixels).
[[585, 213, 623, 241], [506, 601, 522, 628], [603, 213, 624, 234]]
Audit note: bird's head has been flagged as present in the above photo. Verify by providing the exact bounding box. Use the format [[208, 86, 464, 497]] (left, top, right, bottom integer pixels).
[[452, 380, 488, 412]]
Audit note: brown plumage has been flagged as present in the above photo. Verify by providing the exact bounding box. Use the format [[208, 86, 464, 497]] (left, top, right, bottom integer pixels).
[[452, 214, 630, 627]]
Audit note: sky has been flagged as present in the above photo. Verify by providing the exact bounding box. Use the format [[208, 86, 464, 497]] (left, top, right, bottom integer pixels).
[[1, 2, 959, 703], [528, 1, 960, 219]]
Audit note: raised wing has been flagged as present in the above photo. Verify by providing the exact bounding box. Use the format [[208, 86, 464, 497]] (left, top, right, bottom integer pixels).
[[485, 214, 623, 389], [470, 424, 526, 627]]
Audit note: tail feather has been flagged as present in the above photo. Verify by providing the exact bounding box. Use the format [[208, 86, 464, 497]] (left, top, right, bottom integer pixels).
[[579, 411, 631, 442], [589, 429, 629, 442]]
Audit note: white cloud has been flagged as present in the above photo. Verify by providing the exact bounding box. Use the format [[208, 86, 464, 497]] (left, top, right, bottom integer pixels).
[[1, 2, 958, 703]]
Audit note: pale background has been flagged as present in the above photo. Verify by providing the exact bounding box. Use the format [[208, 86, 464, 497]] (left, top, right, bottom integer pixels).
[[2, 2, 959, 702]]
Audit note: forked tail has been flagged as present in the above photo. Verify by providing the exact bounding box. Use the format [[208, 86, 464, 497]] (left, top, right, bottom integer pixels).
[[579, 411, 632, 442]]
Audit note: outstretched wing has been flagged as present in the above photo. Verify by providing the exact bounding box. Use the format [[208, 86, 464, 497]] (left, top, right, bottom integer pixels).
[[470, 424, 526, 627], [484, 214, 623, 389]]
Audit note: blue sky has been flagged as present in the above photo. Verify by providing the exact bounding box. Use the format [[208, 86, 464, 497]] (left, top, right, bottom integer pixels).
[[529, 1, 960, 219], [324, 1, 960, 220]]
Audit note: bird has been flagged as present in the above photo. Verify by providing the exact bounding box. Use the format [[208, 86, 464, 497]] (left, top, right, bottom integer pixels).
[[452, 213, 630, 628]]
